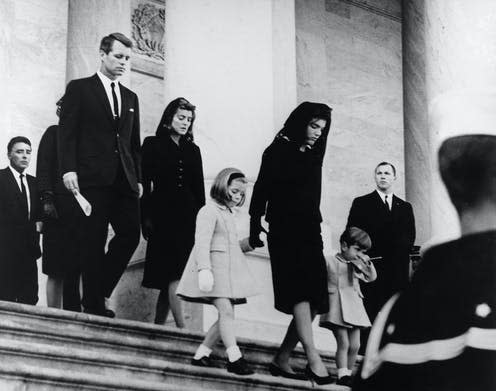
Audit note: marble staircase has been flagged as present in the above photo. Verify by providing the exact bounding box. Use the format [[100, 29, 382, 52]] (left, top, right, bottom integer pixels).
[[0, 301, 351, 390]]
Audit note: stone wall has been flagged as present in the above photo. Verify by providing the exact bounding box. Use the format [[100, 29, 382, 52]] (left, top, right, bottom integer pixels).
[[295, 0, 404, 250]]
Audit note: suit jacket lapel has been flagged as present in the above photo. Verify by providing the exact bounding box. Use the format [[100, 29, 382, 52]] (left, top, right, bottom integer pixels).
[[5, 168, 25, 214], [118, 84, 130, 134], [91, 74, 114, 123]]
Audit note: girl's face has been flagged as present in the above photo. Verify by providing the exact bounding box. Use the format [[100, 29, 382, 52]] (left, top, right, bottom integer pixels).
[[227, 179, 246, 207], [170, 108, 193, 136], [340, 242, 367, 262], [304, 117, 327, 147]]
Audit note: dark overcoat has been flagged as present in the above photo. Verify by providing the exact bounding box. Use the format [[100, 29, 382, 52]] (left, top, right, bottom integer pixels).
[[141, 132, 205, 288], [347, 191, 416, 320]]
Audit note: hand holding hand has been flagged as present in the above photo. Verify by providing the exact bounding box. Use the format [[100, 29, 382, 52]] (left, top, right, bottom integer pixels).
[[249, 217, 268, 248], [198, 269, 214, 292]]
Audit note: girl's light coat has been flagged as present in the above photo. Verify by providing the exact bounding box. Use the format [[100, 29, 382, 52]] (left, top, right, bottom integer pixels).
[[177, 201, 258, 303]]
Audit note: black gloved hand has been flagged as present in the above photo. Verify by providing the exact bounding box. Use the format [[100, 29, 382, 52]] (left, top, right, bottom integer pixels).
[[41, 192, 58, 220], [249, 217, 268, 248], [142, 218, 153, 241]]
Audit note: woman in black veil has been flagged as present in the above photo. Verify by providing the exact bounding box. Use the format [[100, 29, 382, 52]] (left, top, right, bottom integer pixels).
[[249, 102, 333, 384]]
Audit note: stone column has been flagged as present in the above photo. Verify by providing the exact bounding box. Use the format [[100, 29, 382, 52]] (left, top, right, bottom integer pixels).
[[66, 0, 132, 85], [403, 0, 496, 245], [402, 0, 431, 246]]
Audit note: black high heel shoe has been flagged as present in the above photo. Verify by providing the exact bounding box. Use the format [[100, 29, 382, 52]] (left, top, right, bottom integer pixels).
[[269, 362, 306, 380], [305, 365, 335, 387]]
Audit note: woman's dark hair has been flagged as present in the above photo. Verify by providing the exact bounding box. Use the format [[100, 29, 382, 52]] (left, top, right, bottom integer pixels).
[[156, 97, 196, 141], [275, 101, 332, 163], [340, 226, 372, 250]]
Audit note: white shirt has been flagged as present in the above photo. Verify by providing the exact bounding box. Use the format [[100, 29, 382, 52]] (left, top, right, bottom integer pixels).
[[9, 165, 30, 218], [376, 189, 393, 210], [96, 71, 121, 117]]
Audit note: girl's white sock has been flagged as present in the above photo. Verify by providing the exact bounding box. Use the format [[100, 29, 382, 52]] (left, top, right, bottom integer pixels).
[[338, 367, 349, 378], [226, 345, 242, 362], [193, 344, 212, 360]]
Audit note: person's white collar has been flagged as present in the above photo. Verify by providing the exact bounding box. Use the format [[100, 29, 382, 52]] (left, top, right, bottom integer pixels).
[[376, 189, 393, 207]]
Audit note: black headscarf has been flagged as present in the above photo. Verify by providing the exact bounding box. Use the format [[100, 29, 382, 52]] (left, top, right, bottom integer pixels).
[[275, 101, 332, 163]]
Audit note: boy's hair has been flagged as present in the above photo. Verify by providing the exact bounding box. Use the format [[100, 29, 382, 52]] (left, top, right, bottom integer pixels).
[[7, 136, 31, 154], [439, 134, 496, 212], [340, 226, 372, 250], [210, 168, 247, 207]]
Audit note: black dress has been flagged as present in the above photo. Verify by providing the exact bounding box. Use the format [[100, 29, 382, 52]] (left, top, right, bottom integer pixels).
[[141, 132, 205, 289], [36, 125, 81, 278], [249, 137, 329, 314]]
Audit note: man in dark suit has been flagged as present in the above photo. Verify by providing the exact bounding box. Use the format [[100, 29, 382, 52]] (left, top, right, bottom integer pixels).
[[347, 162, 416, 325], [58, 33, 142, 317], [0, 136, 41, 304]]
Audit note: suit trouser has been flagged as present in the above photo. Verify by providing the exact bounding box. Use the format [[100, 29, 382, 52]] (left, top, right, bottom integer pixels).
[[79, 176, 140, 312], [0, 255, 38, 305]]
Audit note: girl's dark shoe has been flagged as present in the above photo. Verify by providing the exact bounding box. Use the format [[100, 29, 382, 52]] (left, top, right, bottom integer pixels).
[[269, 362, 306, 380], [191, 356, 217, 368], [226, 357, 255, 376], [337, 375, 353, 387], [305, 365, 335, 386]]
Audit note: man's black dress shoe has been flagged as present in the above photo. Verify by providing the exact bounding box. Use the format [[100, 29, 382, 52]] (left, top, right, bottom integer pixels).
[[226, 357, 255, 376], [268, 362, 306, 380], [191, 356, 218, 368]]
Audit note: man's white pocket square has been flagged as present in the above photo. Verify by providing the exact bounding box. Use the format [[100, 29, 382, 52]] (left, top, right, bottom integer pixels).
[[129, 108, 134, 112]]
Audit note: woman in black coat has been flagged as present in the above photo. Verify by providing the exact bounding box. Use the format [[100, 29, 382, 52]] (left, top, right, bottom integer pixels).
[[249, 102, 333, 384], [141, 97, 205, 327]]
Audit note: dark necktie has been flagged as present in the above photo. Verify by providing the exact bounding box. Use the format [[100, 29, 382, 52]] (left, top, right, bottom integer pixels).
[[384, 195, 391, 211], [110, 82, 119, 119], [20, 174, 29, 219]]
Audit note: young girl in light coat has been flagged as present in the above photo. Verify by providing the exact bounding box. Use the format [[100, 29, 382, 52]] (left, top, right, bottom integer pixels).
[[177, 167, 258, 375], [319, 226, 377, 386]]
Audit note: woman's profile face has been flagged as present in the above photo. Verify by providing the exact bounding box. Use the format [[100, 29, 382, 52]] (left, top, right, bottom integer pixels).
[[170, 108, 193, 136], [304, 118, 326, 147]]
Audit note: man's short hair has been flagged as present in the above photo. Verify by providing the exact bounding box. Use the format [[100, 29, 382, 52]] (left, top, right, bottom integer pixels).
[[439, 134, 496, 212], [100, 33, 133, 54], [7, 136, 31, 154], [375, 161, 396, 176]]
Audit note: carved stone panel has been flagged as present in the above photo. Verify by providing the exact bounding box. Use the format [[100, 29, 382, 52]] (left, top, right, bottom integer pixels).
[[131, 0, 165, 79]]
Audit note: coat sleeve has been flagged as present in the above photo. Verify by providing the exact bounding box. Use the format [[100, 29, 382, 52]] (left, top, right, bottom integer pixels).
[[355, 259, 377, 283], [36, 127, 56, 195], [192, 146, 206, 208], [194, 205, 218, 270], [131, 95, 142, 183], [57, 80, 80, 176], [249, 148, 274, 218], [140, 137, 153, 223]]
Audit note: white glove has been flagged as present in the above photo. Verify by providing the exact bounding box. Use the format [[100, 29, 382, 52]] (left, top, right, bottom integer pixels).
[[198, 269, 214, 293], [62, 171, 79, 194]]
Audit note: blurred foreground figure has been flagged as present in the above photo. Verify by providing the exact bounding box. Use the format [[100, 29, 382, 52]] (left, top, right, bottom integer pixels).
[[354, 133, 496, 391]]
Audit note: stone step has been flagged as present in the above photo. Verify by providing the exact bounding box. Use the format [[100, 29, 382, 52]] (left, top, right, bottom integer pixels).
[[0, 361, 201, 391], [0, 301, 346, 375], [0, 334, 341, 391]]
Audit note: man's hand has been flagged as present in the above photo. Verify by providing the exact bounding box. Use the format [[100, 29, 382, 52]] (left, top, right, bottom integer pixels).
[[63, 172, 79, 194], [198, 269, 214, 292], [42, 198, 59, 219], [138, 183, 143, 198]]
